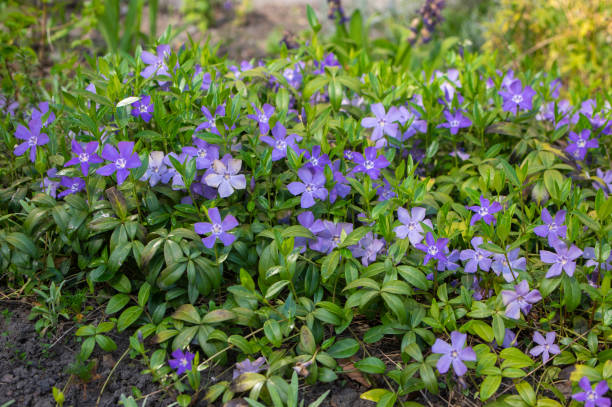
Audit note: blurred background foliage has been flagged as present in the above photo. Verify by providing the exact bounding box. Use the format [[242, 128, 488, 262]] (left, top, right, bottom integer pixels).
[[484, 0, 612, 98]]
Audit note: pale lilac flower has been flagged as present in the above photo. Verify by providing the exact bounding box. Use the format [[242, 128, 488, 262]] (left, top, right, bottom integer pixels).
[[261, 123, 302, 161], [565, 129, 599, 161], [361, 103, 401, 142], [449, 148, 470, 161], [195, 207, 238, 248], [41, 168, 60, 198], [492, 248, 527, 283], [329, 161, 351, 203], [14, 118, 48, 162], [349, 232, 384, 266], [431, 331, 476, 376], [140, 151, 171, 186], [583, 247, 612, 272], [233, 356, 267, 379], [592, 169, 612, 197], [130, 95, 154, 123], [141, 44, 171, 79], [572, 377, 610, 407], [287, 168, 328, 209], [534, 208, 567, 244], [196, 105, 226, 135], [439, 249, 461, 272], [468, 196, 502, 225], [394, 207, 432, 246], [398, 106, 427, 140], [540, 241, 583, 278], [351, 147, 390, 179], [295, 211, 323, 252], [31, 102, 55, 126], [501, 329, 516, 348], [460, 237, 493, 274], [529, 332, 560, 364], [64, 140, 102, 176], [247, 103, 275, 135], [164, 152, 190, 190], [499, 79, 536, 113], [96, 141, 142, 185], [501, 280, 542, 320], [182, 138, 219, 170], [313, 53, 340, 75], [438, 110, 472, 135], [58, 177, 86, 198], [193, 65, 212, 91], [415, 232, 448, 265], [204, 154, 247, 198], [168, 349, 194, 375], [310, 221, 353, 254], [229, 61, 253, 79], [304, 146, 331, 171]]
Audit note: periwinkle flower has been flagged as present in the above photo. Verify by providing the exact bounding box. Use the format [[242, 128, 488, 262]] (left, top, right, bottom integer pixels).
[[375, 179, 396, 201], [540, 241, 583, 278], [415, 232, 448, 265], [439, 249, 461, 272], [500, 329, 516, 348], [57, 177, 86, 198], [41, 168, 60, 198], [499, 79, 536, 113], [64, 140, 103, 176], [287, 168, 328, 209], [351, 147, 390, 179], [229, 61, 254, 79], [398, 106, 427, 140], [164, 152, 189, 190], [583, 247, 612, 272], [310, 221, 353, 254], [349, 232, 384, 266], [304, 146, 331, 171], [204, 154, 247, 198], [233, 356, 267, 379], [449, 148, 470, 161], [534, 208, 567, 244], [572, 377, 610, 407], [431, 331, 476, 376], [247, 103, 275, 135], [329, 161, 351, 203], [140, 151, 171, 187], [196, 105, 226, 135], [361, 103, 401, 142], [130, 95, 154, 123], [141, 44, 171, 79], [96, 141, 142, 185], [565, 129, 599, 161], [194, 207, 238, 248], [501, 280, 542, 320], [313, 53, 340, 75], [529, 331, 560, 364], [492, 248, 527, 283], [193, 65, 212, 91], [438, 110, 472, 135], [295, 211, 323, 252], [468, 196, 502, 225], [168, 349, 194, 375], [261, 122, 302, 161], [460, 237, 493, 274], [394, 207, 432, 246], [14, 118, 49, 162], [182, 138, 219, 170], [592, 169, 612, 197], [31, 101, 55, 126]]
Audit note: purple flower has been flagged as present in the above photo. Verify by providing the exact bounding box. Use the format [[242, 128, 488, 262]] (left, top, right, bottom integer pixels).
[[14, 118, 49, 162], [415, 232, 448, 265], [540, 241, 583, 278], [204, 154, 247, 198], [130, 95, 154, 123], [295, 211, 323, 252], [31, 102, 55, 126], [468, 196, 502, 225], [534, 208, 567, 244], [57, 176, 86, 198], [64, 140, 103, 176], [501, 329, 516, 348], [41, 168, 59, 198], [141, 44, 171, 79], [182, 138, 219, 170], [431, 331, 476, 376], [168, 349, 194, 375], [283, 63, 304, 89], [460, 237, 493, 274], [233, 356, 267, 379], [361, 103, 401, 142], [572, 377, 610, 407], [449, 148, 470, 161], [140, 151, 171, 186], [193, 65, 212, 91], [96, 141, 142, 185], [529, 331, 560, 364], [196, 105, 226, 135], [229, 61, 254, 79], [349, 232, 384, 266], [565, 129, 599, 161], [501, 280, 542, 319], [351, 147, 390, 179], [304, 146, 331, 171], [439, 249, 461, 272], [329, 161, 351, 203], [592, 169, 612, 197], [287, 168, 328, 209], [261, 123, 302, 161], [375, 179, 396, 201], [247, 103, 275, 135], [398, 106, 427, 140], [499, 79, 536, 113], [164, 152, 189, 190], [194, 207, 238, 248], [394, 207, 432, 246], [492, 248, 527, 283], [437, 110, 472, 135], [313, 53, 340, 75], [584, 247, 612, 272], [310, 221, 353, 254]]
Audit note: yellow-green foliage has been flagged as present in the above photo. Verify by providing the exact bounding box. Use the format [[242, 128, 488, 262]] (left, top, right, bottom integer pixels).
[[485, 0, 612, 97]]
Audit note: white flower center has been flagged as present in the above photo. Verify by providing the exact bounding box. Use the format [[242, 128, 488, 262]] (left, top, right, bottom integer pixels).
[[407, 222, 416, 231], [451, 350, 458, 358], [548, 222, 557, 231], [428, 246, 438, 256], [478, 207, 489, 216], [450, 120, 459, 127], [512, 94, 523, 104], [115, 158, 126, 169], [378, 119, 386, 128], [197, 148, 207, 158], [212, 224, 222, 235], [310, 157, 319, 166], [79, 152, 89, 163], [364, 160, 375, 169], [28, 136, 38, 146], [139, 104, 148, 113], [577, 139, 586, 148], [305, 184, 315, 193], [275, 140, 286, 150], [71, 183, 80, 192], [258, 114, 268, 123]]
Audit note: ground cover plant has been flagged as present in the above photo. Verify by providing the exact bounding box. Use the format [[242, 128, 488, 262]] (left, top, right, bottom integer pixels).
[[1, 2, 612, 407]]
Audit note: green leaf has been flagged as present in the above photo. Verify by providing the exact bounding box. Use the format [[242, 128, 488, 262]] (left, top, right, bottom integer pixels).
[[75, 325, 96, 337], [493, 314, 505, 346], [231, 372, 266, 393], [6, 232, 38, 257], [419, 363, 438, 394], [138, 282, 151, 308], [306, 5, 321, 32], [80, 336, 96, 359], [397, 266, 429, 290], [265, 280, 290, 299], [500, 348, 534, 369], [228, 335, 253, 354], [339, 226, 371, 248], [172, 304, 201, 325], [117, 306, 143, 332], [480, 375, 501, 401], [321, 251, 341, 282], [572, 210, 600, 232], [468, 320, 494, 342], [105, 293, 131, 315], [354, 357, 386, 374], [300, 325, 316, 355], [360, 389, 391, 403], [201, 309, 235, 324], [327, 338, 359, 359], [516, 381, 536, 406], [95, 334, 117, 352], [108, 242, 133, 274], [264, 319, 283, 347]]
